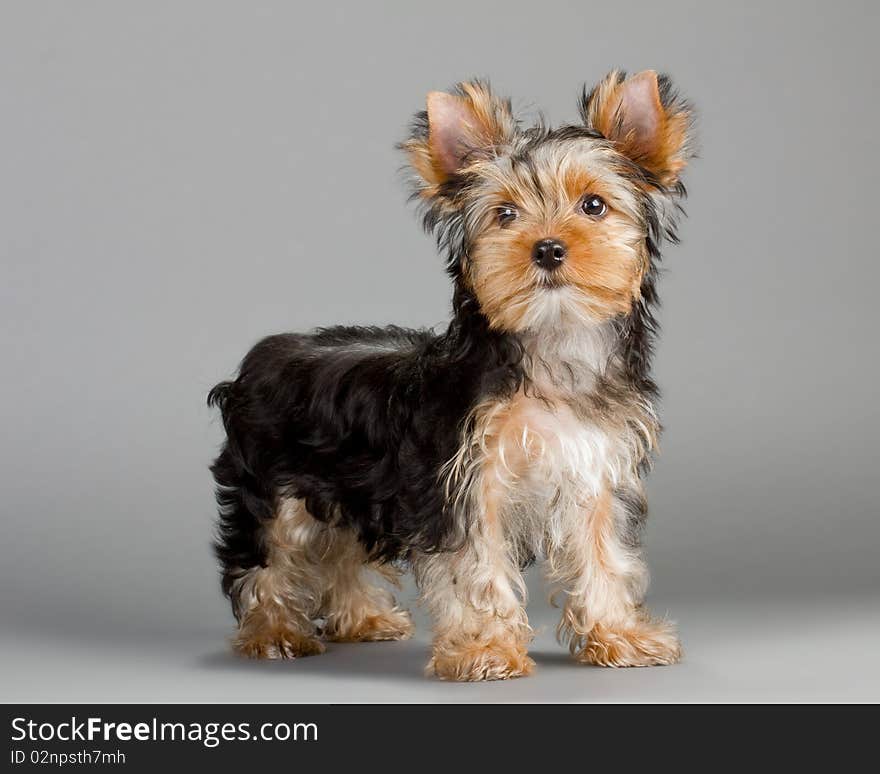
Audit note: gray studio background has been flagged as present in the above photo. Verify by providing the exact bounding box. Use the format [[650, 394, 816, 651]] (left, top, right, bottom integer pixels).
[[2, 1, 878, 702]]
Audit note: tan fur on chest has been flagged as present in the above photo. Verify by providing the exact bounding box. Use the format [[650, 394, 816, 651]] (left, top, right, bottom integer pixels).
[[445, 384, 658, 557]]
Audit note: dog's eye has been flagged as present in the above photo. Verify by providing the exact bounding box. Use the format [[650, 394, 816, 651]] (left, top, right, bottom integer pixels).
[[497, 205, 518, 226], [581, 194, 607, 218]]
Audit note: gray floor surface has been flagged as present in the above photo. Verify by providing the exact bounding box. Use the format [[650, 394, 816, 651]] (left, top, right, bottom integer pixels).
[[4, 589, 878, 703]]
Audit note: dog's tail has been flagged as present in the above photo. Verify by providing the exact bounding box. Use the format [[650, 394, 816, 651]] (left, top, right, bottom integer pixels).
[[207, 381, 234, 414], [208, 378, 274, 615], [207, 380, 243, 456]]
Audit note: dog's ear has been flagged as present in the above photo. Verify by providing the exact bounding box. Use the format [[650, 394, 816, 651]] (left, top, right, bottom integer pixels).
[[402, 81, 517, 199], [581, 70, 694, 187]]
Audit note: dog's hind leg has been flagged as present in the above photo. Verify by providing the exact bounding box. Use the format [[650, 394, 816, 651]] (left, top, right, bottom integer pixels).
[[316, 529, 414, 643], [217, 470, 411, 655], [221, 497, 327, 659]]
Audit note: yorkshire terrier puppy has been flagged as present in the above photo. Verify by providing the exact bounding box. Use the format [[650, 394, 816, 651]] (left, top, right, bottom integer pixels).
[[209, 70, 695, 680]]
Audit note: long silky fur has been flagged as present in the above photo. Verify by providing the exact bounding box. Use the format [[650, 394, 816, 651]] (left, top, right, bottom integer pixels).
[[209, 72, 694, 629], [209, 299, 525, 599]]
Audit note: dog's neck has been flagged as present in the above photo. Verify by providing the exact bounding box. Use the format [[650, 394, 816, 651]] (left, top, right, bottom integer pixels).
[[518, 319, 618, 397]]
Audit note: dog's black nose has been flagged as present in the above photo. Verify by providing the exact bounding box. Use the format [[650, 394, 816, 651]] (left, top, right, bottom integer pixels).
[[532, 238, 567, 271]]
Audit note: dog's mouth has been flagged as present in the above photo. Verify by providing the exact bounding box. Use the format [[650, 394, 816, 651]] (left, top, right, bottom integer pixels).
[[536, 273, 567, 290]]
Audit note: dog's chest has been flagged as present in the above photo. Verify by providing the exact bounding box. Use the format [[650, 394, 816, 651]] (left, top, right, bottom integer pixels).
[[447, 330, 656, 532], [505, 330, 638, 496], [495, 392, 630, 500]]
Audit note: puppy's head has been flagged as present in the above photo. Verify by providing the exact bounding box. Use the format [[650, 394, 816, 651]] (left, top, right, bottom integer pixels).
[[402, 72, 695, 333]]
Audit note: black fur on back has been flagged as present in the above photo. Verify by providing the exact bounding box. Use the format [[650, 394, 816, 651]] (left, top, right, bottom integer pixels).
[[209, 290, 523, 596]]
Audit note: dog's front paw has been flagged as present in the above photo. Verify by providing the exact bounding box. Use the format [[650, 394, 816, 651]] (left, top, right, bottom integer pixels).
[[429, 637, 535, 681], [575, 619, 681, 667]]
